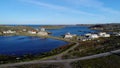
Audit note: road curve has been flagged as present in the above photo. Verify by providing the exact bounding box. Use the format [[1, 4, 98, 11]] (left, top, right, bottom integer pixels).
[[0, 49, 120, 67]]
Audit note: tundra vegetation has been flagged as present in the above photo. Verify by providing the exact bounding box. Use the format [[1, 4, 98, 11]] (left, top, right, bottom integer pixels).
[[90, 23, 120, 32], [62, 36, 120, 59], [71, 55, 120, 68]]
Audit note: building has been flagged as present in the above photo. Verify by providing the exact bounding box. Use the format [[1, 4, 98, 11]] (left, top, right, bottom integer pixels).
[[85, 33, 99, 39], [99, 32, 110, 37], [64, 32, 76, 39], [37, 28, 48, 36], [64, 32, 73, 39], [28, 31, 37, 34], [41, 28, 45, 31], [103, 34, 110, 37], [3, 30, 16, 34], [85, 32, 110, 39], [89, 34, 99, 39]]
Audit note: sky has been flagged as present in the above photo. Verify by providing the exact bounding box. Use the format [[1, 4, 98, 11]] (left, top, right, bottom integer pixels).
[[0, 0, 120, 24]]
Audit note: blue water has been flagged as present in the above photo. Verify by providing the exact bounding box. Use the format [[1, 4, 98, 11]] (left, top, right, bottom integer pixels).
[[6, 25, 97, 36], [0, 36, 68, 56], [0, 25, 97, 56], [47, 26, 97, 36]]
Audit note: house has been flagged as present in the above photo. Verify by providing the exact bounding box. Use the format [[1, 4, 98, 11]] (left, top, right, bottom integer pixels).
[[85, 33, 99, 39], [3, 30, 16, 34], [89, 34, 99, 39], [99, 32, 110, 37], [28, 30, 37, 34], [41, 28, 45, 31], [37, 28, 48, 36], [85, 32, 110, 39], [103, 34, 110, 37], [64, 32, 76, 39], [64, 32, 73, 39]]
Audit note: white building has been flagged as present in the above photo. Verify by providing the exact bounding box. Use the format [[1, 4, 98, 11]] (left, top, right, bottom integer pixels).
[[89, 34, 99, 39], [104, 34, 110, 37], [64, 32, 76, 39], [99, 32, 110, 37], [3, 30, 16, 34], [85, 33, 99, 39], [41, 28, 45, 31], [28, 31, 37, 34]]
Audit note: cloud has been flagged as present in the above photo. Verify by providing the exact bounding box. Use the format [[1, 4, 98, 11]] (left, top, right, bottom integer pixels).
[[18, 0, 100, 16], [65, 0, 120, 14]]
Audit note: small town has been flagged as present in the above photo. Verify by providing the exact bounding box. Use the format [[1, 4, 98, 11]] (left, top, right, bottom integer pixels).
[[0, 0, 120, 68], [1, 26, 120, 41], [0, 24, 120, 68]]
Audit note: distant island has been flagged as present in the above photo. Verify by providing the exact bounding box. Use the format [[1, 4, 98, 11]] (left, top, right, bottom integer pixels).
[[40, 25, 65, 29], [90, 23, 120, 32]]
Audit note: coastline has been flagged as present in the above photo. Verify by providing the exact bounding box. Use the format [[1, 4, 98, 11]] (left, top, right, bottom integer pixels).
[[0, 34, 75, 64]]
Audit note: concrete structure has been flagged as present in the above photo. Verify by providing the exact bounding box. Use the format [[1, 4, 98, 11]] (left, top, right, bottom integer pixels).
[[3, 30, 16, 34]]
